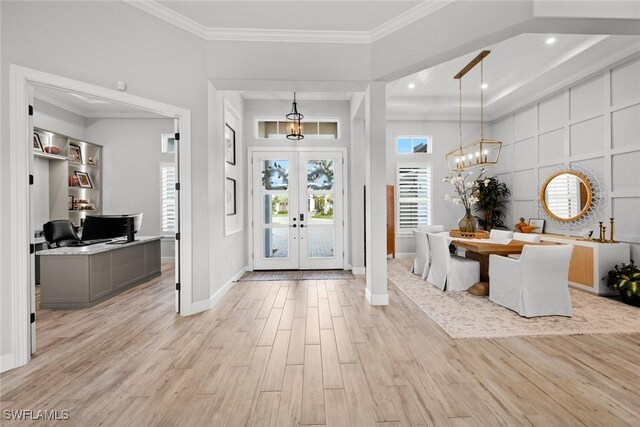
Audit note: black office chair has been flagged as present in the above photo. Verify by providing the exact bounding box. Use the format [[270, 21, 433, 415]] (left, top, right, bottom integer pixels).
[[43, 220, 81, 248]]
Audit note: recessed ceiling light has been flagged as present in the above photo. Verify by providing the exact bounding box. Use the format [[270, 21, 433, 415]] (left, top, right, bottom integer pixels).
[[481, 83, 488, 90], [546, 37, 557, 45], [408, 83, 416, 89]]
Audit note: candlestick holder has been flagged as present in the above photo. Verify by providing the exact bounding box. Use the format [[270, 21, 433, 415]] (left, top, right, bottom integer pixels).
[[609, 217, 617, 243], [598, 221, 604, 242]]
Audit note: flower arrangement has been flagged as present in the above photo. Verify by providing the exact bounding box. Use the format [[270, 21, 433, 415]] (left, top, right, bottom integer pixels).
[[443, 168, 487, 232]]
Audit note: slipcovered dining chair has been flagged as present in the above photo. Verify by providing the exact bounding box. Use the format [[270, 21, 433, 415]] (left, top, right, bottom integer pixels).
[[489, 244, 574, 317], [412, 225, 445, 279], [426, 233, 479, 291], [509, 232, 542, 259], [489, 229, 514, 243]]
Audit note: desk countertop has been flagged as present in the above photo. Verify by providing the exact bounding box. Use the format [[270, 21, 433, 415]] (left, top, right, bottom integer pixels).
[[37, 236, 162, 256]]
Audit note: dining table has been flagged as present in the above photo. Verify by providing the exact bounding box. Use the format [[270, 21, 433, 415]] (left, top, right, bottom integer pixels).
[[437, 233, 552, 296]]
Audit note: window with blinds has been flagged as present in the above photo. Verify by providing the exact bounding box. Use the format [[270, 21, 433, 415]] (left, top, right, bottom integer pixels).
[[396, 164, 432, 231], [545, 174, 581, 219], [161, 164, 177, 233]]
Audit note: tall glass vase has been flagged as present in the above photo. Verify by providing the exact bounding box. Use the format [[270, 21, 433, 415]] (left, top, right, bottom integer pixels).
[[458, 208, 477, 233]]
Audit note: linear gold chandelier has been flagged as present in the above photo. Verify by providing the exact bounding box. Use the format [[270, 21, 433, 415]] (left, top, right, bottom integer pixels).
[[445, 50, 502, 172]]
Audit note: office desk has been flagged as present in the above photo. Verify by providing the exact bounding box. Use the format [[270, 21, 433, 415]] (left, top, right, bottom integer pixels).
[[38, 236, 161, 308]]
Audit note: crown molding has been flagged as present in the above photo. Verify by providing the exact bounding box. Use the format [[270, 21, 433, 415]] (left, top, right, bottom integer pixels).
[[125, 0, 454, 44], [370, 0, 455, 42]]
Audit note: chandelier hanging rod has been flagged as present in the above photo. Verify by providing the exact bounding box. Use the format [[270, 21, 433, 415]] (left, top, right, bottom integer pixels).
[[453, 50, 490, 80]]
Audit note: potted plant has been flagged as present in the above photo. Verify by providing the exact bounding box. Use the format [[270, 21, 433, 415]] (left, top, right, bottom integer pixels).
[[473, 176, 511, 231], [443, 169, 486, 233], [604, 260, 640, 307]]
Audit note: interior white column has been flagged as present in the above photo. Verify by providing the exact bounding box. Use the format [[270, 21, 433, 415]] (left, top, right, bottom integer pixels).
[[364, 82, 388, 305]]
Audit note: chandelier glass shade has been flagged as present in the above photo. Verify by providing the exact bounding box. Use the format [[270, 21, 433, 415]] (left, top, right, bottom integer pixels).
[[445, 51, 501, 172], [286, 92, 304, 140]]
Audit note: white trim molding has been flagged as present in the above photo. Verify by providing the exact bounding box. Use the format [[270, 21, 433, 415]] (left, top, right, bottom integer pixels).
[[6, 65, 195, 372], [124, 0, 454, 44], [366, 287, 390, 306]]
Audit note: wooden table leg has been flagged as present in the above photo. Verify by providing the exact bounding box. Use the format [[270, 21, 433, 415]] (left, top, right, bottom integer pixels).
[[464, 251, 490, 296]]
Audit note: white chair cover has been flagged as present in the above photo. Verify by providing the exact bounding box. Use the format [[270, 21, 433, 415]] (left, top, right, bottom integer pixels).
[[489, 245, 574, 317], [513, 232, 541, 243], [412, 230, 429, 278], [489, 229, 514, 244], [427, 233, 479, 291]]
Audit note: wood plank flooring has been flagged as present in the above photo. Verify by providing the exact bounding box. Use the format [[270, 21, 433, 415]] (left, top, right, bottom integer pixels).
[[1, 264, 640, 426]]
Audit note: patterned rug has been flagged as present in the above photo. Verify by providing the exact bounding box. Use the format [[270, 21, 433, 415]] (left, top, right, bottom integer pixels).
[[238, 269, 355, 281], [388, 258, 640, 339]]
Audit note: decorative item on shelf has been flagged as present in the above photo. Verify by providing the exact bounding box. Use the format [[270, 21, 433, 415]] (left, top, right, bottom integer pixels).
[[604, 260, 640, 307], [74, 198, 94, 211], [449, 230, 489, 239], [515, 217, 533, 233], [285, 92, 304, 141], [68, 196, 74, 211], [68, 143, 82, 163], [44, 145, 61, 155], [609, 218, 617, 243], [445, 51, 501, 172], [444, 168, 486, 233], [88, 156, 95, 166], [33, 132, 44, 152], [68, 175, 80, 187], [528, 218, 545, 234], [74, 171, 93, 188], [598, 221, 605, 243], [474, 176, 510, 231]]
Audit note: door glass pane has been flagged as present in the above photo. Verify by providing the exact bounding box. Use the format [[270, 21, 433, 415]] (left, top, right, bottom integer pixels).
[[262, 160, 289, 190], [308, 228, 334, 258], [264, 228, 289, 258], [307, 194, 334, 224], [263, 194, 289, 225], [307, 160, 334, 190]]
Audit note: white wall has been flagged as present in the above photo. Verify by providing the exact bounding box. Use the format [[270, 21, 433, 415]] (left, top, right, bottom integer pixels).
[[85, 118, 175, 259], [1, 0, 209, 360], [492, 53, 640, 261], [386, 120, 485, 254], [208, 85, 247, 299]]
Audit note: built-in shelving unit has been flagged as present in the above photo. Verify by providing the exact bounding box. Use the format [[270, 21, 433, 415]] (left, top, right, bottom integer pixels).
[[33, 127, 103, 227]]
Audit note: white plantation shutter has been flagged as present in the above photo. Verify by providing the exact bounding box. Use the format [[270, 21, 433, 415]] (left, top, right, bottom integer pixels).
[[397, 165, 432, 230], [545, 175, 580, 218], [161, 165, 177, 233]]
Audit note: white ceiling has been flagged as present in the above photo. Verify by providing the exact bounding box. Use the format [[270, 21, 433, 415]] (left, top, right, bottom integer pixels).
[[387, 33, 640, 120], [157, 1, 421, 31], [241, 91, 352, 101], [33, 85, 168, 119]]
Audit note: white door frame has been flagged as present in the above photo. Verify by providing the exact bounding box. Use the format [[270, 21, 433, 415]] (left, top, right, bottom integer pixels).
[[6, 65, 195, 372], [247, 147, 349, 271]]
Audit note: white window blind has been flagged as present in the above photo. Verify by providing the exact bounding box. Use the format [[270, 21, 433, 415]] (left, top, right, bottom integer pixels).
[[397, 165, 432, 231], [545, 175, 580, 219], [161, 165, 177, 233]]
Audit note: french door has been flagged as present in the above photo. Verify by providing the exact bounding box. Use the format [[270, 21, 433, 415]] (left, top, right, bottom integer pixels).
[[252, 151, 344, 270]]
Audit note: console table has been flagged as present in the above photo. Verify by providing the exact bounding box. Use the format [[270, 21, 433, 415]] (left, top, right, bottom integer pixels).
[[38, 236, 161, 308], [539, 234, 630, 295]]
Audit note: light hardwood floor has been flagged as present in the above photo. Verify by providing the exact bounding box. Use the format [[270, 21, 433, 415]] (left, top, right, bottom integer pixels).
[[1, 264, 640, 426]]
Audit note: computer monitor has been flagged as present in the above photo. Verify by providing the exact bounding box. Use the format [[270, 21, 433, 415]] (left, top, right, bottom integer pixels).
[[81, 214, 143, 242]]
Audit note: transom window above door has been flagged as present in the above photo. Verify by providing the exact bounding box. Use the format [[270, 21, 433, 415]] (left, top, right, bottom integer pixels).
[[397, 136, 431, 154], [256, 118, 339, 140]]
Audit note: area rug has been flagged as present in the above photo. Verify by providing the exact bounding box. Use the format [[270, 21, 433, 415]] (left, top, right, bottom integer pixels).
[[388, 258, 640, 339], [238, 269, 355, 281]]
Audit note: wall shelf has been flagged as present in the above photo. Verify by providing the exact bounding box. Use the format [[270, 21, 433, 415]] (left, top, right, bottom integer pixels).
[[34, 151, 68, 161]]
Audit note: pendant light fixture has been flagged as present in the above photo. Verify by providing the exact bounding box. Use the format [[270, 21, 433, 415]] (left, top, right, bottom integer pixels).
[[445, 51, 502, 172], [286, 92, 304, 140]]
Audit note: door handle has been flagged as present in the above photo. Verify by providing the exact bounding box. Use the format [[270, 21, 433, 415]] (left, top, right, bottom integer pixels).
[[300, 224, 305, 228], [291, 224, 297, 228]]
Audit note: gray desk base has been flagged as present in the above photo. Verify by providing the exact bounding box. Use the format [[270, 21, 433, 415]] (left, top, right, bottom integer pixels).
[[40, 239, 161, 309]]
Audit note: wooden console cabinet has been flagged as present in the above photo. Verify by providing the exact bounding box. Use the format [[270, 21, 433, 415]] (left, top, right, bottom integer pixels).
[[540, 234, 630, 295]]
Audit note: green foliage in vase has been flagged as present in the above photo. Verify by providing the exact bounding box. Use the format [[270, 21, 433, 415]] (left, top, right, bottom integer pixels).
[[473, 176, 511, 231], [605, 260, 640, 299]]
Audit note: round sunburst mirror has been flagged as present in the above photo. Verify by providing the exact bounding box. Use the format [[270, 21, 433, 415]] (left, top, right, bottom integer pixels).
[[540, 170, 593, 222]]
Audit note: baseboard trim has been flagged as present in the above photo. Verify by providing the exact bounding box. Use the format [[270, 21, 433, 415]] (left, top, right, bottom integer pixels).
[[161, 256, 175, 264], [210, 266, 248, 308], [365, 287, 389, 306], [351, 267, 366, 275], [395, 252, 415, 259], [0, 353, 15, 373]]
